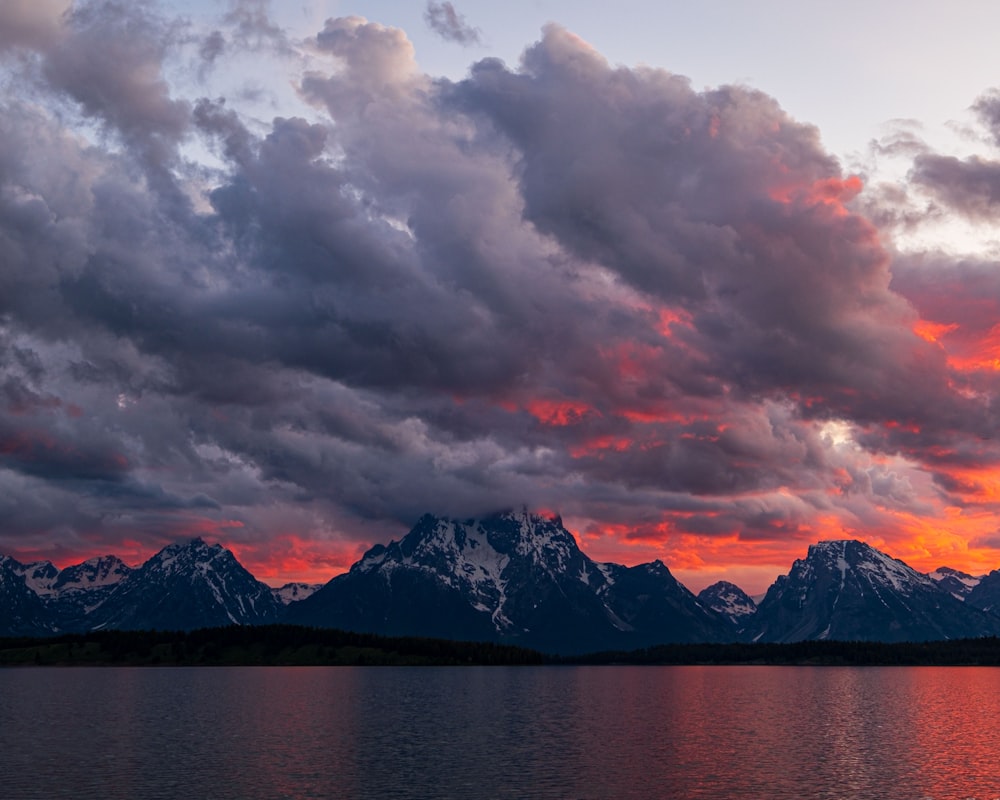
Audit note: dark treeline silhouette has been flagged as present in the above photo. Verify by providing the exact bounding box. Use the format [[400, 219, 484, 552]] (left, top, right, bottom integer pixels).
[[570, 637, 1000, 666], [4, 627, 1000, 666], [0, 625, 546, 666]]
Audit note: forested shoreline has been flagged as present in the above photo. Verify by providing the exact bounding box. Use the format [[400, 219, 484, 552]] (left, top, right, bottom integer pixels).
[[5, 626, 1000, 667]]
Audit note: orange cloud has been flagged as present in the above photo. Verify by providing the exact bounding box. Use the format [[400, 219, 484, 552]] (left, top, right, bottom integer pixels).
[[945, 322, 1000, 372], [914, 319, 959, 344], [570, 435, 631, 458], [524, 398, 597, 426], [768, 174, 863, 212]]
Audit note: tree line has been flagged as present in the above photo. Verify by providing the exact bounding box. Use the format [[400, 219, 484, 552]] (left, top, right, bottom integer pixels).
[[0, 625, 546, 666], [4, 626, 1000, 666]]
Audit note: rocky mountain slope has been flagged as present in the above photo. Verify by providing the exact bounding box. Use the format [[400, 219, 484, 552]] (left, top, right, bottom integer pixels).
[[928, 566, 982, 601], [0, 540, 282, 635], [286, 510, 734, 654], [698, 581, 758, 627], [87, 539, 282, 631], [0, 556, 57, 636], [748, 540, 1000, 643]]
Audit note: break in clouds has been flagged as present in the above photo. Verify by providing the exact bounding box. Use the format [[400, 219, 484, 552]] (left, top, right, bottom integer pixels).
[[3, 0, 1000, 580]]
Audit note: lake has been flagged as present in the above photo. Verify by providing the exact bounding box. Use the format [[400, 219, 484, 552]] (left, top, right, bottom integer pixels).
[[2, 665, 999, 799]]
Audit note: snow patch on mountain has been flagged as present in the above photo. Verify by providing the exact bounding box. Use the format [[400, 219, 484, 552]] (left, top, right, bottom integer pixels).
[[808, 539, 935, 595], [12, 561, 60, 596], [274, 582, 323, 604], [698, 581, 757, 624], [288, 509, 735, 652], [928, 567, 982, 600], [87, 537, 282, 631], [750, 539, 1000, 643], [351, 510, 589, 632], [52, 556, 132, 595]]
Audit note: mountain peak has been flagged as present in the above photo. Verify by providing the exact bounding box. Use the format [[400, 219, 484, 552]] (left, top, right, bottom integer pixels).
[[698, 581, 757, 624], [175, 536, 212, 550], [750, 539, 1000, 643], [152, 537, 225, 567], [8, 559, 60, 596], [931, 566, 967, 576], [641, 559, 672, 577], [291, 510, 735, 653], [808, 539, 873, 558], [273, 582, 323, 605], [51, 555, 131, 594], [387, 510, 579, 573], [929, 566, 982, 601], [88, 537, 280, 631], [496, 506, 563, 527]]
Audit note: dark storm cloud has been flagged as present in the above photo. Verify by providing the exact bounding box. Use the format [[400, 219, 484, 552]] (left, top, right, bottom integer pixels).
[[891, 252, 1000, 337], [424, 2, 482, 46], [905, 89, 1000, 220], [910, 153, 1000, 219], [446, 28, 986, 437], [971, 533, 1000, 551], [570, 405, 822, 497], [0, 422, 128, 483], [3, 6, 1000, 570]]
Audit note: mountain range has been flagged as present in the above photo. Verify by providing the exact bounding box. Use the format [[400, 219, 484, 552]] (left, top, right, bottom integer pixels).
[[4, 510, 1000, 653]]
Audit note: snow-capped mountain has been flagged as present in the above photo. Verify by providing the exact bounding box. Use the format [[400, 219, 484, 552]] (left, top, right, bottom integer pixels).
[[9, 559, 60, 596], [928, 566, 982, 601], [41, 555, 135, 631], [748, 540, 1000, 643], [286, 510, 733, 654], [0, 556, 57, 636], [0, 554, 131, 600], [0, 554, 133, 635], [7, 522, 1000, 649], [87, 538, 282, 631], [698, 581, 758, 626], [273, 582, 323, 605], [51, 556, 132, 595], [0, 541, 281, 635], [967, 570, 1000, 614]]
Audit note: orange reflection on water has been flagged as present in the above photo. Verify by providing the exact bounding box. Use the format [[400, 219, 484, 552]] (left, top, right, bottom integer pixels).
[[895, 667, 1000, 798]]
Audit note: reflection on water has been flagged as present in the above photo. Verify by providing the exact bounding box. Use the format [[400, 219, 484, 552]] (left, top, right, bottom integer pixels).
[[2, 665, 1000, 799]]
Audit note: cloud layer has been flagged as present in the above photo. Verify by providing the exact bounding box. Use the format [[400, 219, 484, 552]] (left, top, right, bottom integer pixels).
[[3, 1, 1000, 589]]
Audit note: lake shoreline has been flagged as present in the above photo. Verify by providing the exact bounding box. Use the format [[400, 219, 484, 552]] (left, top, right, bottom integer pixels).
[[5, 625, 1000, 667]]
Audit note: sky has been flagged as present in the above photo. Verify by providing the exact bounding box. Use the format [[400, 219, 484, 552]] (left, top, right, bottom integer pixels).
[[4, 1, 1000, 594]]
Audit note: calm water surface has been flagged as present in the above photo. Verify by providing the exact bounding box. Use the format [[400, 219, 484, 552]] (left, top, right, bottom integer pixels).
[[2, 665, 1000, 799]]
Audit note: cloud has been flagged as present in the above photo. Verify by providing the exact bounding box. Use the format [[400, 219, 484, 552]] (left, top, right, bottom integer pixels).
[[221, 0, 290, 54], [424, 1, 481, 46], [910, 153, 1000, 219], [3, 9, 1000, 581], [973, 90, 1000, 147], [971, 533, 1000, 551], [198, 30, 226, 72], [0, 0, 70, 50], [900, 90, 1000, 221]]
